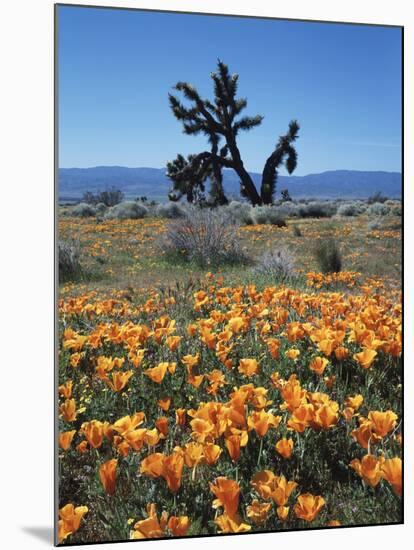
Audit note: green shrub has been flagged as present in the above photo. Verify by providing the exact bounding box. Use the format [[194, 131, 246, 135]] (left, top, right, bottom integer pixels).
[[95, 202, 108, 216], [337, 202, 365, 216], [159, 207, 249, 268], [293, 224, 302, 237], [72, 202, 97, 217], [278, 203, 300, 217], [391, 202, 402, 216], [82, 187, 124, 206], [105, 201, 148, 220], [368, 219, 382, 231], [251, 206, 286, 226], [298, 201, 337, 218], [225, 201, 254, 225], [59, 240, 82, 282], [266, 208, 287, 227], [156, 202, 186, 219], [253, 247, 296, 282], [314, 237, 342, 273], [367, 202, 390, 216], [251, 206, 269, 225]]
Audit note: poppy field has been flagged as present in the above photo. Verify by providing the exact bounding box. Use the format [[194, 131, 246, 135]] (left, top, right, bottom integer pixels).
[[57, 210, 402, 544]]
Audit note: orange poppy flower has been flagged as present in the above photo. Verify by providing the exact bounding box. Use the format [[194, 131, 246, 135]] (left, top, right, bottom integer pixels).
[[334, 346, 349, 360], [275, 438, 294, 459], [132, 507, 166, 539], [247, 410, 281, 438], [238, 358, 259, 377], [270, 475, 297, 506], [250, 387, 272, 410], [144, 428, 162, 446], [76, 440, 88, 454], [345, 394, 364, 411], [144, 363, 169, 384], [225, 430, 248, 462], [188, 372, 204, 388], [287, 404, 314, 433], [190, 418, 214, 443], [285, 348, 300, 360], [266, 338, 280, 359], [59, 430, 76, 451], [246, 500, 271, 524], [124, 428, 147, 451], [214, 513, 251, 533], [276, 506, 290, 521], [381, 457, 402, 496], [58, 504, 88, 543], [163, 452, 184, 492], [70, 352, 83, 368], [203, 443, 222, 465], [351, 419, 377, 449], [168, 515, 190, 536], [105, 370, 133, 392], [342, 407, 357, 422], [309, 357, 329, 376], [313, 403, 339, 430], [227, 316, 246, 334], [58, 380, 73, 399], [318, 339, 335, 357], [113, 436, 130, 457], [327, 519, 341, 526], [158, 397, 171, 411], [155, 416, 169, 437], [294, 493, 325, 522], [206, 369, 227, 395], [112, 412, 146, 436], [187, 323, 198, 337], [353, 348, 377, 369], [210, 477, 240, 517], [140, 453, 165, 478], [81, 420, 105, 449], [59, 398, 78, 422], [99, 458, 118, 496], [166, 335, 181, 351], [175, 408, 187, 426], [200, 328, 217, 349], [181, 354, 199, 369], [251, 470, 276, 500], [368, 410, 398, 438], [350, 454, 384, 487], [324, 375, 336, 389], [280, 375, 306, 412], [128, 348, 146, 368], [184, 442, 205, 468]]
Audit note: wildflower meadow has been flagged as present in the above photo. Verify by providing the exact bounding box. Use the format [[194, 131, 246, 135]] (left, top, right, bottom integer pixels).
[[57, 207, 402, 544]]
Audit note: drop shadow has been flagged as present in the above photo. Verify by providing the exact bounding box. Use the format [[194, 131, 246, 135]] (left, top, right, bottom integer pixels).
[[21, 526, 54, 544]]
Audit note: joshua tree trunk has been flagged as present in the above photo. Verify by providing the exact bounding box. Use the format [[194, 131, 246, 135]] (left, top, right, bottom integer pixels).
[[210, 161, 227, 205], [209, 142, 228, 205], [227, 136, 261, 205]]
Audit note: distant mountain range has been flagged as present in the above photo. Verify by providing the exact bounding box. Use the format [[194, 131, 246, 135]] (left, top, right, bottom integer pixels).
[[58, 166, 402, 202]]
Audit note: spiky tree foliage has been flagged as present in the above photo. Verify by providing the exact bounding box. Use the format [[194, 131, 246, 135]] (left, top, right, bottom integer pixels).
[[166, 153, 210, 203], [167, 59, 300, 205]]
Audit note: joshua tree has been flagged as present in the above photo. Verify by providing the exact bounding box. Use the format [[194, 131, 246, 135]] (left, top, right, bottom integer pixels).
[[281, 188, 293, 202], [167, 60, 299, 205]]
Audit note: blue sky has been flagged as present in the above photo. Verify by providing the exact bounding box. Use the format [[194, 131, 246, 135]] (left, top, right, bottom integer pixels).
[[58, 5, 402, 175]]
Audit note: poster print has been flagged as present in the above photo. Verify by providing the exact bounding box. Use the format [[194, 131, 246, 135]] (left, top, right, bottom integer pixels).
[[56, 4, 403, 545]]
